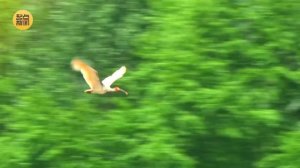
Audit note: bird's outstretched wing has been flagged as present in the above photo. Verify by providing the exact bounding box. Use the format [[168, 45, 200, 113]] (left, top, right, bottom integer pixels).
[[102, 66, 126, 87], [71, 58, 103, 91]]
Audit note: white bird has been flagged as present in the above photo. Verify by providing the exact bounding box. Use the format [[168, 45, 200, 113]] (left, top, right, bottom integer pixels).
[[71, 58, 128, 95]]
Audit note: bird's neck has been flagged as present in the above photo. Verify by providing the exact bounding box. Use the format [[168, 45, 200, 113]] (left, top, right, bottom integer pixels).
[[104, 87, 115, 92]]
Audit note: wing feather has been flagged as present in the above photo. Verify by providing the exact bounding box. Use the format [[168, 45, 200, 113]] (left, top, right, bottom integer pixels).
[[102, 66, 126, 87], [71, 59, 103, 90]]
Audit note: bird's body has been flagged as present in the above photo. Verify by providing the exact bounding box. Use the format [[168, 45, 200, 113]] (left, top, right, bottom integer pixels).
[[71, 58, 128, 95]]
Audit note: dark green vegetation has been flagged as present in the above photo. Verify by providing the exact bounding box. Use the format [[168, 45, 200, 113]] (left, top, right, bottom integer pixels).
[[1, 0, 300, 167]]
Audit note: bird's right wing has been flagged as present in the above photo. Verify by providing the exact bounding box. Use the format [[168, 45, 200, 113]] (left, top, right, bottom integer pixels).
[[102, 66, 126, 87], [71, 59, 103, 90]]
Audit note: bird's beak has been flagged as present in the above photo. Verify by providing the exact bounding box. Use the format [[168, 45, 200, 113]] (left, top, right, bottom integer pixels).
[[119, 89, 128, 95]]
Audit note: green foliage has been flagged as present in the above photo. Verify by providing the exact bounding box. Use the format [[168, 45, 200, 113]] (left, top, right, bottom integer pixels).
[[258, 129, 300, 168], [0, 0, 300, 167]]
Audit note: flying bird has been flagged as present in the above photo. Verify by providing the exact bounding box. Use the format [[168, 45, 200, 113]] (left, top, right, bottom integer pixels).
[[71, 58, 128, 95]]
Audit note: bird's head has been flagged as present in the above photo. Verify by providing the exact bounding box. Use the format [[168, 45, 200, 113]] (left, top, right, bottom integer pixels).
[[114, 86, 128, 95]]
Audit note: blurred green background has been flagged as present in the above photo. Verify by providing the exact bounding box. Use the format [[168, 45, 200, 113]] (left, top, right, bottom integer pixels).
[[1, 0, 300, 167]]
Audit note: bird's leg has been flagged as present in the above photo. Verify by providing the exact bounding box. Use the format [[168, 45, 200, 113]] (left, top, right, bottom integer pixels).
[[84, 89, 93, 94]]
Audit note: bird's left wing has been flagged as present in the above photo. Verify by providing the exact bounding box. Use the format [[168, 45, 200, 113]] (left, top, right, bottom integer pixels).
[[71, 58, 103, 91], [102, 66, 126, 87]]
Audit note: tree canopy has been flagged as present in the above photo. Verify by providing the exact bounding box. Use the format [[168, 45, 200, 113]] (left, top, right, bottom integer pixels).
[[0, 0, 300, 167]]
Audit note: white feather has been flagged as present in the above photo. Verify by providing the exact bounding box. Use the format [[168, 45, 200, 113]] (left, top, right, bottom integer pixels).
[[102, 66, 126, 88]]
